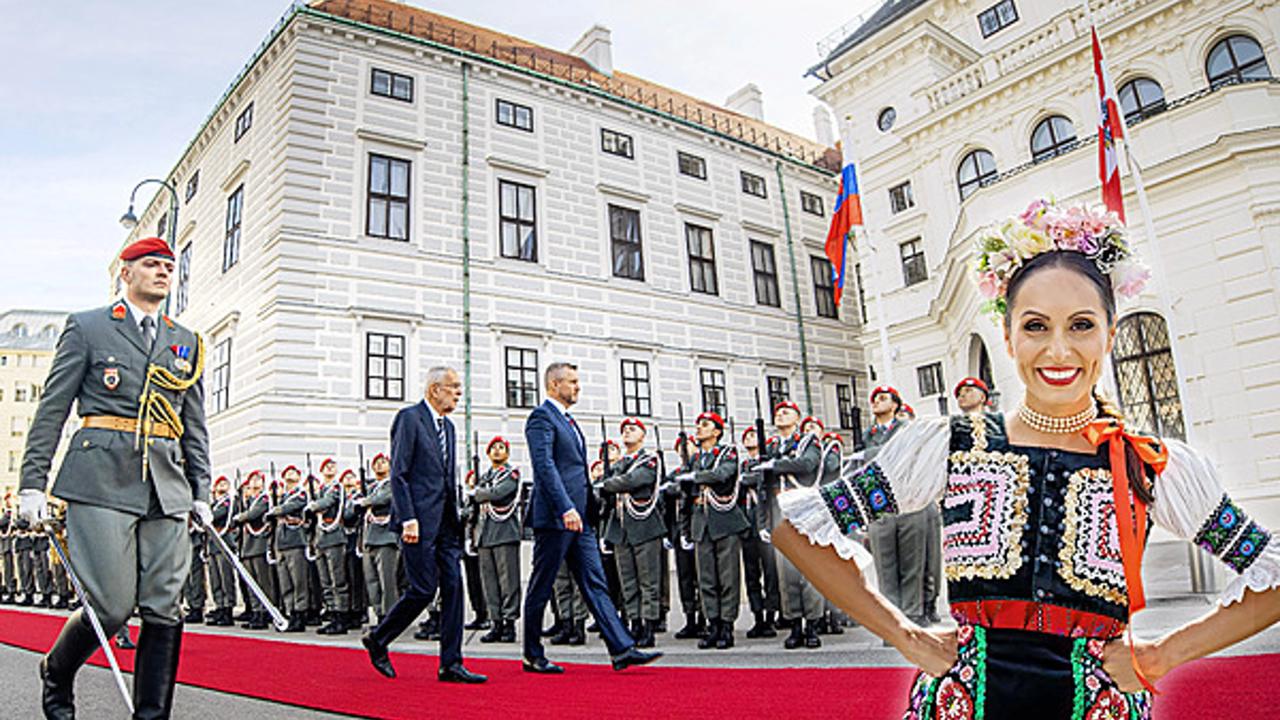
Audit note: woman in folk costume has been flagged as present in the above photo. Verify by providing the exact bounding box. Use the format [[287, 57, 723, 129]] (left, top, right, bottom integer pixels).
[[772, 199, 1280, 719]]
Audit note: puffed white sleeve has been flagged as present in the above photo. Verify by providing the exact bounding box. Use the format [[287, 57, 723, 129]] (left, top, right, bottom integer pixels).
[[1150, 439, 1280, 607], [778, 417, 949, 567]]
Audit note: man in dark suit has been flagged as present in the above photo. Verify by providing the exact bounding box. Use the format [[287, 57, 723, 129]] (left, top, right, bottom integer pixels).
[[520, 362, 661, 674], [360, 366, 486, 684]]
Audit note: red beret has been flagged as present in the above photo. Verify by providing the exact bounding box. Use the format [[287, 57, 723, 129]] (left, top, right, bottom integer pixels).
[[620, 417, 646, 433], [822, 431, 844, 445], [773, 400, 800, 415], [243, 470, 264, 485], [214, 475, 229, 485], [320, 458, 337, 470], [900, 404, 916, 417], [869, 386, 902, 405], [371, 453, 389, 464], [954, 377, 990, 398], [281, 465, 301, 477], [339, 469, 357, 480], [801, 416, 825, 431], [696, 411, 725, 429], [590, 459, 604, 471], [120, 237, 174, 262], [486, 436, 510, 453], [741, 426, 758, 442]]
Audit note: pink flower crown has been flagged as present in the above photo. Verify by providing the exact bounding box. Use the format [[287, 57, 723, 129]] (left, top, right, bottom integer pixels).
[[971, 198, 1150, 317]]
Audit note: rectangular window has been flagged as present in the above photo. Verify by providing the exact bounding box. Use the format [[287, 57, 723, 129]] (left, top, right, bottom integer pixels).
[[601, 128, 634, 159], [917, 362, 944, 397], [156, 212, 168, 239], [750, 240, 780, 307], [504, 347, 539, 409], [14, 385, 28, 403], [223, 184, 243, 272], [854, 263, 869, 323], [889, 181, 915, 214], [9, 417, 23, 437], [495, 98, 533, 131], [366, 333, 405, 401], [211, 338, 232, 413], [185, 170, 199, 203], [685, 223, 718, 295], [7, 450, 17, 472], [978, 0, 1018, 38], [621, 360, 652, 417], [609, 205, 644, 281], [811, 256, 838, 319], [900, 238, 927, 286], [837, 384, 857, 430], [800, 190, 825, 216], [767, 376, 790, 411], [234, 102, 253, 142], [677, 151, 707, 180], [740, 171, 767, 198], [700, 369, 727, 416], [370, 68, 414, 102], [367, 154, 410, 241], [499, 180, 537, 261], [175, 244, 192, 315]]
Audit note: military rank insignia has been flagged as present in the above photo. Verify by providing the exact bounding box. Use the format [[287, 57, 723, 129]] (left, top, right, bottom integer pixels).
[[111, 302, 126, 320], [170, 344, 193, 373], [103, 367, 120, 391]]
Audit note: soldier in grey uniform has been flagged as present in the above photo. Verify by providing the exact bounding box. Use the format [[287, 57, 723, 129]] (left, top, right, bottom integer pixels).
[[597, 418, 665, 649], [267, 465, 311, 632], [756, 399, 824, 649], [32, 520, 52, 606], [19, 237, 211, 719], [738, 426, 780, 638], [180, 515, 207, 623], [679, 412, 747, 650], [665, 433, 703, 640], [340, 469, 367, 629], [205, 475, 238, 626], [1, 494, 13, 603], [471, 436, 523, 644], [231, 471, 273, 630], [357, 453, 398, 624], [14, 514, 34, 604], [309, 459, 352, 635]]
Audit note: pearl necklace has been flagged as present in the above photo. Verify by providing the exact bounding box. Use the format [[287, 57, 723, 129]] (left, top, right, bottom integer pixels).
[[1018, 404, 1098, 434]]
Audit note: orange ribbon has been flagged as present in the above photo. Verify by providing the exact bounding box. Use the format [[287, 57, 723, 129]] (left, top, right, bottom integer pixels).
[[1082, 419, 1169, 694]]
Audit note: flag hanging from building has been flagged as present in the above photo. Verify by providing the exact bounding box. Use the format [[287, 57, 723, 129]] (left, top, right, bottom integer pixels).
[[1092, 26, 1126, 222], [825, 164, 863, 307]]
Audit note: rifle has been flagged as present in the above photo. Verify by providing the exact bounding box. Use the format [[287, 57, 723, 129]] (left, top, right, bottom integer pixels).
[[676, 402, 691, 467], [464, 431, 480, 556], [268, 461, 281, 564], [599, 416, 611, 478], [357, 444, 369, 497], [754, 388, 775, 533]]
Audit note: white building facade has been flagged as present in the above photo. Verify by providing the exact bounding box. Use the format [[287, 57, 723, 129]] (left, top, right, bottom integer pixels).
[[0, 310, 72, 497], [116, 0, 866, 476], [810, 0, 1280, 533]]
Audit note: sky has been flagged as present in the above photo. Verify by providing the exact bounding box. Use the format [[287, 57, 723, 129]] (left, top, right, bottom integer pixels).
[[0, 0, 881, 313]]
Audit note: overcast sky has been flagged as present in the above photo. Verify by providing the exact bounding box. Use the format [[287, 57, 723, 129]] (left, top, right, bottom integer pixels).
[[0, 0, 880, 313]]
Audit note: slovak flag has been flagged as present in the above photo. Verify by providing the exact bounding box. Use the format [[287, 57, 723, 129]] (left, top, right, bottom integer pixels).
[[1092, 27, 1126, 222], [825, 164, 863, 307]]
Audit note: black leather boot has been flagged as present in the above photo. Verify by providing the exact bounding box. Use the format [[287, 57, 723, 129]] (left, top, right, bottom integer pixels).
[[697, 619, 720, 650], [499, 619, 517, 643], [717, 620, 734, 650], [636, 619, 656, 649], [479, 621, 503, 643], [783, 622, 803, 650], [133, 621, 183, 720], [803, 621, 822, 649], [40, 611, 100, 720], [746, 610, 777, 639]]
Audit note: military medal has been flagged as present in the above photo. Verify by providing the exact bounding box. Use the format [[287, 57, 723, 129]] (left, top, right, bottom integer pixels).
[[170, 344, 192, 373], [103, 367, 120, 390]]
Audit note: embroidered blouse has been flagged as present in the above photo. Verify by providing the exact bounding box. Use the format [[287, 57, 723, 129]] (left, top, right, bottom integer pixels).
[[779, 412, 1279, 638]]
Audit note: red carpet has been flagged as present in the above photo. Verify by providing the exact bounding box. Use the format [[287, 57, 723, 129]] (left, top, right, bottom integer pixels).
[[1, 608, 1276, 719]]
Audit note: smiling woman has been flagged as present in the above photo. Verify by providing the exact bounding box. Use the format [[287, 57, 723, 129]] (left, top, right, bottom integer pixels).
[[768, 199, 1280, 719]]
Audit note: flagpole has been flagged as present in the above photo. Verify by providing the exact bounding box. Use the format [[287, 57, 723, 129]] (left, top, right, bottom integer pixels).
[[1085, 0, 1195, 443]]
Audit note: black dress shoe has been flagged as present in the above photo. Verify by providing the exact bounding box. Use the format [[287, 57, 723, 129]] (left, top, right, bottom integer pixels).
[[611, 646, 662, 671], [522, 657, 564, 674], [438, 663, 487, 684], [362, 634, 396, 679], [464, 618, 492, 631]]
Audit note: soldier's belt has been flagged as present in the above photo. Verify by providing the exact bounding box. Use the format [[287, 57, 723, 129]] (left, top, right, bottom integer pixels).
[[82, 415, 179, 440]]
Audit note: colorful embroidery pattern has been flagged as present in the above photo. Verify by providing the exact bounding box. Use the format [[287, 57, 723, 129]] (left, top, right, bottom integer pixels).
[[1071, 639, 1151, 720], [1059, 468, 1128, 606], [1222, 521, 1270, 573], [819, 462, 897, 535], [1194, 495, 1245, 556], [943, 448, 1030, 581], [903, 624, 987, 720]]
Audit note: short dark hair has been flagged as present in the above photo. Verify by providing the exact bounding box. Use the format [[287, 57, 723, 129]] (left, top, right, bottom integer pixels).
[[544, 362, 577, 388]]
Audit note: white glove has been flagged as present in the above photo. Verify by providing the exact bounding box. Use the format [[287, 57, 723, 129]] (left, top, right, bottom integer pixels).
[[759, 529, 772, 544], [19, 489, 47, 526], [674, 472, 695, 483], [192, 500, 214, 528], [663, 538, 673, 551], [755, 460, 776, 472], [680, 536, 694, 552]]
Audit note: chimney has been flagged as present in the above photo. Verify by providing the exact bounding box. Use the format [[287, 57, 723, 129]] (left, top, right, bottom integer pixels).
[[569, 25, 613, 76], [813, 106, 835, 147], [725, 83, 764, 121]]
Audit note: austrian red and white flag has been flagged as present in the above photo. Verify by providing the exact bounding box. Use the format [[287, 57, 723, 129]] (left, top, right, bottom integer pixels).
[[1092, 26, 1126, 222]]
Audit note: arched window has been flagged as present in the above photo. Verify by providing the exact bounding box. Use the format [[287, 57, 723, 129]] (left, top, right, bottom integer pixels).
[[956, 149, 997, 201], [10, 323, 27, 337], [1118, 77, 1166, 124], [1206, 34, 1271, 88], [1112, 312, 1185, 439], [1030, 115, 1077, 162], [41, 324, 58, 337]]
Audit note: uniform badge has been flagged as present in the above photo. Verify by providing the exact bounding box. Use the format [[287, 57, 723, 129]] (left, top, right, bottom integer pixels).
[[111, 303, 126, 320], [103, 367, 120, 391], [170, 344, 192, 373]]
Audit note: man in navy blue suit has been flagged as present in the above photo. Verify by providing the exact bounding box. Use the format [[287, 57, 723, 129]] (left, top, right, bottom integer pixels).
[[521, 362, 662, 673], [361, 366, 486, 684]]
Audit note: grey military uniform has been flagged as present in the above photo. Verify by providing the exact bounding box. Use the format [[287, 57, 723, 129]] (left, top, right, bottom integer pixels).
[[767, 431, 824, 622], [739, 453, 781, 616], [181, 521, 207, 614], [310, 482, 350, 614], [0, 509, 13, 598], [359, 478, 398, 619], [600, 451, 665, 623], [20, 302, 210, 631], [271, 488, 311, 613], [233, 492, 274, 612], [207, 494, 239, 612], [474, 465, 523, 623], [689, 444, 747, 623]]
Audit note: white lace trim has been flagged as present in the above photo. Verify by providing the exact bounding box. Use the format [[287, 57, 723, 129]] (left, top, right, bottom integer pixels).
[[1219, 544, 1280, 607], [778, 487, 872, 569]]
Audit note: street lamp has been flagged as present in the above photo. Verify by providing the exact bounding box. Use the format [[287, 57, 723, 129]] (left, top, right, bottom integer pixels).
[[119, 178, 181, 313]]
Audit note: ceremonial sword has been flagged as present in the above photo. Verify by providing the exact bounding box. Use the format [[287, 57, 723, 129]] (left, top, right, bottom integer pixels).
[[41, 521, 134, 715], [199, 515, 289, 631]]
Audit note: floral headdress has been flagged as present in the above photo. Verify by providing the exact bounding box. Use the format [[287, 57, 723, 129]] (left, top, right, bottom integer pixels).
[[971, 198, 1150, 318]]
